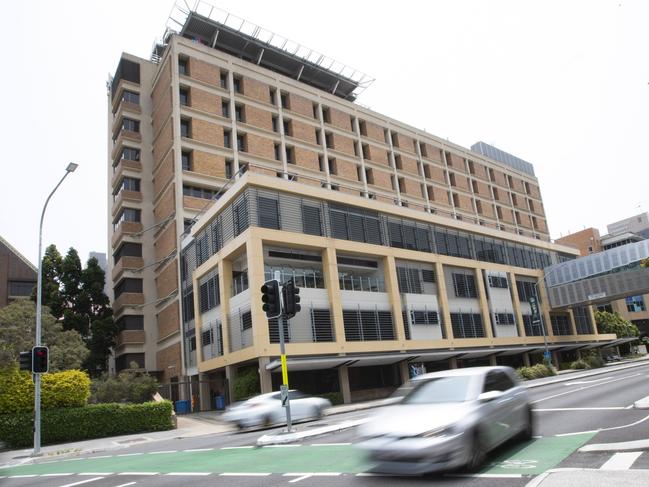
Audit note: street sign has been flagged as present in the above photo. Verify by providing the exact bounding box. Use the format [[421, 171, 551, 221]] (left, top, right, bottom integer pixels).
[[280, 385, 289, 407], [543, 351, 552, 362], [529, 296, 540, 324]]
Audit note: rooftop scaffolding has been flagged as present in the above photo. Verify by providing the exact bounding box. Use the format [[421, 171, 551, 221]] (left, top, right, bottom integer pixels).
[[153, 0, 375, 101]]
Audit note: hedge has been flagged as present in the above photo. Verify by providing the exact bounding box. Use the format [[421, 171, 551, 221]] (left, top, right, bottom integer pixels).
[[516, 363, 556, 380], [0, 368, 90, 414], [0, 401, 173, 448]]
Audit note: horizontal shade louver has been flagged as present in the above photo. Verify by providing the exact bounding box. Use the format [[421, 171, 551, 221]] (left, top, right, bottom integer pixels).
[[450, 312, 485, 338], [343, 309, 394, 341], [258, 196, 280, 230], [302, 205, 323, 236]]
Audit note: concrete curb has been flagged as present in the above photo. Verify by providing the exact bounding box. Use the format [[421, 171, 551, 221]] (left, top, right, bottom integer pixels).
[[256, 419, 367, 446]]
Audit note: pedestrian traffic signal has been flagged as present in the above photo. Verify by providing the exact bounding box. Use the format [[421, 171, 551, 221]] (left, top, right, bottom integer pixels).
[[32, 346, 49, 374], [283, 279, 301, 318], [261, 279, 281, 319], [19, 350, 32, 372]]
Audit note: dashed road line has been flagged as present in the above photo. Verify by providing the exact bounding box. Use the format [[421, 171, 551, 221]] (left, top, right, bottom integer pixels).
[[118, 472, 157, 475], [117, 453, 143, 457], [149, 450, 177, 454], [63, 458, 84, 462], [221, 446, 254, 450], [78, 472, 113, 476], [42, 473, 73, 477], [600, 451, 643, 470], [9, 475, 38, 478], [59, 477, 104, 487], [183, 448, 213, 452], [165, 472, 211, 476], [89, 455, 112, 459], [534, 407, 625, 411], [310, 443, 351, 446], [114, 483, 137, 487], [284, 472, 341, 483], [263, 444, 300, 448], [220, 472, 271, 476]]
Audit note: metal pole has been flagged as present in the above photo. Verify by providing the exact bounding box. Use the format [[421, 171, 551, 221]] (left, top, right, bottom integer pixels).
[[534, 281, 550, 364], [34, 164, 77, 456], [274, 271, 292, 432]]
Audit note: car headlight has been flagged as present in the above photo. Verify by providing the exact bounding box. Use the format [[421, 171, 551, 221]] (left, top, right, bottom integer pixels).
[[418, 425, 456, 438]]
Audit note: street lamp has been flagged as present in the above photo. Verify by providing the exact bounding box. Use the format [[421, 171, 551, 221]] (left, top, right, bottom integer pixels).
[[34, 162, 78, 456]]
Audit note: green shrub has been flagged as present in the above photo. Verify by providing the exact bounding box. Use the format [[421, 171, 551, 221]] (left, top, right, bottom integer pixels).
[[319, 392, 343, 406], [516, 363, 556, 380], [583, 352, 604, 369], [91, 366, 158, 404], [0, 401, 173, 448], [0, 367, 90, 414], [569, 359, 590, 369], [233, 367, 260, 401]]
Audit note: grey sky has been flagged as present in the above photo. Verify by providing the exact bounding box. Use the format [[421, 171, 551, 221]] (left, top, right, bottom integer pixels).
[[1, 0, 647, 266]]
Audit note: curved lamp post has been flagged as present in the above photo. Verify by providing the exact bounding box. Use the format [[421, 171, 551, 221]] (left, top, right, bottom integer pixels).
[[34, 162, 78, 456]]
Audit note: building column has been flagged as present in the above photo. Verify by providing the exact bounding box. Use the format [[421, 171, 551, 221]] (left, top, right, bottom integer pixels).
[[323, 247, 346, 348], [509, 271, 526, 339], [225, 364, 236, 403], [247, 234, 270, 354], [475, 268, 494, 339], [489, 355, 498, 366], [199, 372, 212, 411], [338, 365, 352, 404], [588, 305, 599, 335], [219, 258, 232, 355], [566, 308, 578, 336], [384, 255, 406, 342], [536, 277, 556, 340], [258, 356, 273, 394], [551, 351, 560, 369], [523, 353, 531, 367], [449, 357, 458, 369], [398, 361, 410, 384], [435, 262, 454, 341]]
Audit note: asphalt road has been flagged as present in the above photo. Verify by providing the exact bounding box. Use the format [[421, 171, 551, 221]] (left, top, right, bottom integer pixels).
[[2, 361, 649, 487]]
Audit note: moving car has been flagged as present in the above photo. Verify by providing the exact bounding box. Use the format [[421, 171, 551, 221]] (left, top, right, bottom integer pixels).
[[222, 390, 331, 429], [357, 366, 533, 475]]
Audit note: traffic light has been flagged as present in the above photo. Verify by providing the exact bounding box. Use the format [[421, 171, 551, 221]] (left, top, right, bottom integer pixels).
[[283, 279, 301, 318], [19, 350, 32, 372], [32, 346, 49, 374], [261, 279, 281, 319]]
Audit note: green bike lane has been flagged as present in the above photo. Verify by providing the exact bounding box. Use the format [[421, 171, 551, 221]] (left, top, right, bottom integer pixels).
[[0, 433, 595, 478]]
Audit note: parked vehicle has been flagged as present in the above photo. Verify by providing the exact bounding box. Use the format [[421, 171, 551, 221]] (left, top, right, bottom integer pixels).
[[356, 366, 533, 475], [221, 390, 331, 429]]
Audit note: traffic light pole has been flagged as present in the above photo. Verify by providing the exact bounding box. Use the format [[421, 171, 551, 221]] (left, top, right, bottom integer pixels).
[[274, 271, 293, 432]]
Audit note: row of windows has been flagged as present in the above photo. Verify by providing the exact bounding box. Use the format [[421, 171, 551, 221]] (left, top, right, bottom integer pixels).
[[114, 278, 142, 298], [488, 276, 509, 289], [199, 274, 220, 313], [183, 185, 219, 200], [452, 273, 478, 298]]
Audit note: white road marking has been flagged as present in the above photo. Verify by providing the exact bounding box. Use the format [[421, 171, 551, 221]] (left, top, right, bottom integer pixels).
[[221, 446, 254, 449], [78, 473, 113, 476], [149, 450, 177, 454], [117, 453, 143, 457], [556, 413, 649, 436], [59, 477, 105, 487], [564, 377, 611, 385], [89, 455, 112, 459], [118, 472, 157, 475], [532, 373, 641, 404], [600, 451, 642, 470], [63, 458, 84, 462], [220, 472, 271, 476], [262, 444, 300, 448], [310, 443, 352, 446], [534, 407, 625, 411], [9, 475, 38, 478], [41, 473, 73, 476], [165, 472, 211, 476], [284, 472, 341, 483], [447, 473, 524, 478], [556, 430, 599, 436], [183, 448, 213, 452], [114, 483, 137, 487]]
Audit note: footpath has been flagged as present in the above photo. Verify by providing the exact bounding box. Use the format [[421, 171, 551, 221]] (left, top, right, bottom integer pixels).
[[2, 356, 649, 486]]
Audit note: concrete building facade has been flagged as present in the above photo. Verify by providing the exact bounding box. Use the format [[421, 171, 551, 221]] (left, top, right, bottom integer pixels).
[[107, 2, 617, 405], [0, 236, 37, 309]]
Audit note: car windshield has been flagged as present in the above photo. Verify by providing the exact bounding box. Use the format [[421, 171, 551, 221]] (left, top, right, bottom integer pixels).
[[401, 376, 472, 404]]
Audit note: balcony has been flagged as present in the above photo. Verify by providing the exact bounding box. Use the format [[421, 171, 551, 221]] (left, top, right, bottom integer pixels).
[[116, 330, 145, 348], [111, 101, 141, 134], [111, 158, 142, 187], [112, 256, 144, 282], [113, 292, 145, 312], [111, 221, 142, 247], [112, 190, 143, 218], [338, 274, 385, 293], [111, 131, 141, 160], [183, 195, 207, 211]]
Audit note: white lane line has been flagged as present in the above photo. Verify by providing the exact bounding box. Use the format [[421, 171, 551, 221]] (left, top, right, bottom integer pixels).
[[42, 473, 73, 477], [564, 377, 612, 385], [183, 448, 213, 452], [448, 473, 523, 478], [262, 444, 300, 448], [89, 455, 112, 459], [625, 404, 635, 409], [284, 473, 341, 483], [63, 458, 84, 462], [221, 446, 254, 450], [600, 451, 643, 470], [9, 475, 38, 478], [118, 472, 158, 475], [165, 472, 211, 476], [310, 443, 352, 446], [117, 453, 143, 457], [149, 450, 178, 454], [78, 472, 114, 475], [556, 430, 599, 437], [534, 407, 626, 411], [220, 472, 271, 476], [59, 477, 105, 487], [356, 473, 389, 476], [114, 483, 137, 487], [532, 373, 641, 404]]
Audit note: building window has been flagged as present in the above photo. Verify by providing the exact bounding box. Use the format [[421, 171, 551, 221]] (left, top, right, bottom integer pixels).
[[302, 205, 323, 236], [342, 309, 395, 341], [312, 102, 319, 119], [285, 146, 295, 164], [180, 119, 190, 138], [178, 56, 188, 75], [183, 185, 218, 200], [122, 118, 139, 133], [181, 150, 192, 171], [269, 87, 276, 104], [488, 275, 508, 288], [233, 76, 242, 93], [516, 280, 537, 302], [272, 116, 279, 133], [257, 196, 280, 230], [113, 242, 142, 264], [121, 90, 140, 105], [280, 92, 289, 109], [121, 147, 140, 162], [274, 143, 281, 161], [179, 87, 189, 106], [220, 71, 228, 88], [322, 106, 331, 123], [318, 154, 325, 172], [488, 168, 495, 182], [328, 158, 337, 175], [450, 313, 485, 338], [8, 281, 35, 297], [235, 104, 245, 122], [236, 134, 246, 152], [493, 313, 515, 326], [365, 168, 374, 185], [222, 100, 230, 118], [325, 132, 333, 149], [118, 177, 140, 193], [626, 295, 646, 312], [223, 130, 231, 148], [283, 119, 292, 137], [114, 278, 143, 298], [452, 273, 477, 298], [394, 155, 403, 170], [225, 159, 233, 179]]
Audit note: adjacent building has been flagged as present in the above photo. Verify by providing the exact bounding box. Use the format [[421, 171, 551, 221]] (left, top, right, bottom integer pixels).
[[0, 236, 37, 309], [107, 1, 616, 406]]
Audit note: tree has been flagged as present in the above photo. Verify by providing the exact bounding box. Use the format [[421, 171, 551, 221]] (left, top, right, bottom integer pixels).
[[34, 246, 118, 376], [0, 300, 88, 371], [641, 258, 649, 268], [595, 311, 639, 338], [90, 363, 159, 404]]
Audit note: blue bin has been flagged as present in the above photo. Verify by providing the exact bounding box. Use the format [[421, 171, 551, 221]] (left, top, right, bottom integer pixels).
[[175, 399, 191, 415], [215, 395, 225, 410]]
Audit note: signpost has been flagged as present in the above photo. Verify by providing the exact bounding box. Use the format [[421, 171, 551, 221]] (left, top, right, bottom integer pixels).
[[529, 295, 550, 365]]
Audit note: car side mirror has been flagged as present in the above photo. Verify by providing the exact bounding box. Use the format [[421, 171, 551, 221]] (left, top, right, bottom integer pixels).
[[478, 390, 504, 402]]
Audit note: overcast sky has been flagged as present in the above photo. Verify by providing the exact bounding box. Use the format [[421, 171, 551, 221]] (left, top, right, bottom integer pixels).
[[1, 0, 648, 266]]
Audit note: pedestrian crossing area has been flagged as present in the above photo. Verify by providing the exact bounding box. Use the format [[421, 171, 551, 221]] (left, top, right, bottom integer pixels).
[[562, 451, 649, 471]]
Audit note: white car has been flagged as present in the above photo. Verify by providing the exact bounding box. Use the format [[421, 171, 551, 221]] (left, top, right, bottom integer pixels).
[[222, 390, 332, 429], [357, 366, 533, 475]]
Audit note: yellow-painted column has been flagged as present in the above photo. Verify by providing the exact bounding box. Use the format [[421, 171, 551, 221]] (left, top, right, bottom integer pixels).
[[435, 262, 454, 341], [384, 255, 406, 343], [489, 355, 498, 366], [523, 353, 531, 367], [258, 356, 273, 394], [475, 268, 494, 339], [588, 305, 599, 335], [398, 361, 410, 384], [338, 365, 352, 404], [323, 247, 346, 349], [218, 258, 232, 354], [449, 356, 458, 369], [247, 233, 271, 356], [536, 277, 556, 340], [566, 308, 578, 336], [193, 275, 204, 365], [508, 272, 526, 339]]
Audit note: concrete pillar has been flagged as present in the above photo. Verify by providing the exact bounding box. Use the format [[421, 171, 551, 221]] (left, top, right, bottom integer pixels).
[[489, 355, 498, 366], [338, 366, 352, 404], [385, 255, 406, 342], [199, 372, 212, 411], [551, 351, 560, 369], [523, 352, 531, 367], [225, 364, 236, 403], [449, 357, 458, 369], [508, 271, 526, 338], [536, 277, 555, 340], [475, 268, 494, 339], [258, 356, 273, 394], [566, 308, 578, 336], [247, 234, 270, 354], [435, 262, 454, 340], [323, 247, 345, 347], [398, 361, 410, 384], [588, 305, 599, 335]]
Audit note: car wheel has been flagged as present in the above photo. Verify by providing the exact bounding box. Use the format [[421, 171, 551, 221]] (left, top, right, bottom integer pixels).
[[312, 407, 323, 420], [519, 407, 534, 441], [466, 431, 486, 472]]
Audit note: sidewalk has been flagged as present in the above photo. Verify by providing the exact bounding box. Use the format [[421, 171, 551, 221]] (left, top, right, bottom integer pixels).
[[2, 356, 648, 468]]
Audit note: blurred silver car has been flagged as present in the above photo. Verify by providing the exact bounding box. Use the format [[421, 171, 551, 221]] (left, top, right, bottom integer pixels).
[[222, 390, 331, 429], [357, 366, 533, 475]]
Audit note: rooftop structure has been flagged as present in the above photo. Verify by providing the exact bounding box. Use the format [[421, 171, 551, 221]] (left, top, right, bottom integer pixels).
[[470, 141, 535, 177]]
